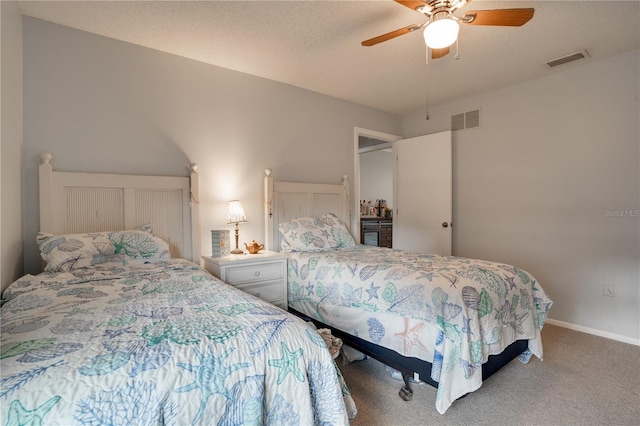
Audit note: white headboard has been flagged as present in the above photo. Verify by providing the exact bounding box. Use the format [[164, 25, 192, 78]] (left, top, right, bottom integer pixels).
[[264, 168, 350, 252], [39, 153, 201, 263]]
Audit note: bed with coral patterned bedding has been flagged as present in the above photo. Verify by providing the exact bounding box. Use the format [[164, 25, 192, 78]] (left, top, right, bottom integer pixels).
[[278, 214, 553, 414], [1, 229, 353, 425]]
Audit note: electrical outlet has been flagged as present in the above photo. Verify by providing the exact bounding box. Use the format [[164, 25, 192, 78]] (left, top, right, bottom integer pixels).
[[603, 283, 614, 297]]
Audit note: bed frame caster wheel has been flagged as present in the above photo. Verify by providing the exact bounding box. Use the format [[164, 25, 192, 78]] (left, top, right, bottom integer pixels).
[[399, 386, 413, 401]]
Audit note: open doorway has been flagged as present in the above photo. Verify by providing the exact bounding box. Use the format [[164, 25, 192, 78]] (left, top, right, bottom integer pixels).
[[353, 128, 401, 243], [353, 128, 453, 255]]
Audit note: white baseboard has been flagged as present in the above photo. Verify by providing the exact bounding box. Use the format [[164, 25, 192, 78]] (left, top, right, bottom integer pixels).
[[546, 318, 640, 346]]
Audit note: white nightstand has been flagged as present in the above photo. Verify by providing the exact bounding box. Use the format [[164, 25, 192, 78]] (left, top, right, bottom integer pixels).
[[202, 251, 289, 309]]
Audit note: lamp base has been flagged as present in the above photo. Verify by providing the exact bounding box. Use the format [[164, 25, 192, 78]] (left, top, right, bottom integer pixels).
[[230, 248, 244, 254]]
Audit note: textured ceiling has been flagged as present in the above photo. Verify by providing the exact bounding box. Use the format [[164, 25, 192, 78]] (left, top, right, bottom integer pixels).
[[18, 0, 640, 115]]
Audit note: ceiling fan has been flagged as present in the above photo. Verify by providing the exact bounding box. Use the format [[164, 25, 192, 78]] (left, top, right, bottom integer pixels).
[[362, 0, 534, 59]]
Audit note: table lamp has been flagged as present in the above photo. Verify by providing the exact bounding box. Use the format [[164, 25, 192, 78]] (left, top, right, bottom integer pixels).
[[227, 200, 247, 254]]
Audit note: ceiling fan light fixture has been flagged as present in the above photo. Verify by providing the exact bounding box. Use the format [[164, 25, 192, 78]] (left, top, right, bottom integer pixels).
[[423, 14, 459, 49]]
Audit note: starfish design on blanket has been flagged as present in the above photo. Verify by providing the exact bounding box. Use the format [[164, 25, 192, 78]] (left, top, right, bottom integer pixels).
[[268, 342, 305, 385], [5, 396, 61, 426], [175, 346, 250, 425], [505, 276, 518, 289], [306, 283, 315, 296], [394, 317, 429, 355], [366, 282, 380, 300]]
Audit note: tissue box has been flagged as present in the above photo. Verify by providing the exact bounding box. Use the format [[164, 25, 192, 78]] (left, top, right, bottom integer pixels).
[[211, 230, 230, 258]]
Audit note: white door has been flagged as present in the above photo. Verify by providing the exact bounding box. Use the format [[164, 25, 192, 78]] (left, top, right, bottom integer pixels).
[[393, 131, 452, 255]]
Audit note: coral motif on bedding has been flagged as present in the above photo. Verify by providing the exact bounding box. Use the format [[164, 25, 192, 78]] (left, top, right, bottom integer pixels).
[[176, 346, 250, 424], [287, 245, 553, 414], [76, 381, 178, 425]]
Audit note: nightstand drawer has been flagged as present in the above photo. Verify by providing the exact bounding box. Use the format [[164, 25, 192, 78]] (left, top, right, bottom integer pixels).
[[225, 262, 283, 284], [202, 252, 289, 309], [235, 280, 283, 302]]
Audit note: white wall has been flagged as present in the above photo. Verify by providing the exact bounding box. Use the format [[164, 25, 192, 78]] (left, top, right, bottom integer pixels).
[[21, 18, 402, 274], [359, 149, 394, 212], [1, 1, 24, 292], [403, 50, 640, 342]]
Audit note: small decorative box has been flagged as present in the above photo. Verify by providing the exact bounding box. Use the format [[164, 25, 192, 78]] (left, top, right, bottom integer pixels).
[[211, 230, 230, 258]]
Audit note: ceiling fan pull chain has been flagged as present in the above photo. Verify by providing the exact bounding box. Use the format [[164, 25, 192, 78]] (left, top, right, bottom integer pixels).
[[455, 38, 461, 60], [425, 46, 430, 120]]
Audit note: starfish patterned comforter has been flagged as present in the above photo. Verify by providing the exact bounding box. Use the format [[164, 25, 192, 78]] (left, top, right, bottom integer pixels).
[[1, 258, 352, 425], [287, 245, 553, 414]]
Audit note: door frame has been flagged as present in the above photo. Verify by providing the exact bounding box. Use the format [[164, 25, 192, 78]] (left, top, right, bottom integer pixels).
[[353, 127, 401, 242]]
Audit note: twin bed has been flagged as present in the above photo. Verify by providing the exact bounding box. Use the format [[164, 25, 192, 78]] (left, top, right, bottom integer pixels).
[[1, 158, 552, 425], [264, 169, 553, 415], [0, 157, 352, 425]]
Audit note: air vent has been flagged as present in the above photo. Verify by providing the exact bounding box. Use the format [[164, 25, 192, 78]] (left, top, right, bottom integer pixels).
[[451, 109, 480, 132], [545, 50, 590, 68], [451, 113, 465, 131]]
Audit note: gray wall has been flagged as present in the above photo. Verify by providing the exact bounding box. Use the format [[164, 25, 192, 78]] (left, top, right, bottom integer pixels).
[[1, 1, 24, 291], [404, 49, 640, 342], [21, 18, 402, 275]]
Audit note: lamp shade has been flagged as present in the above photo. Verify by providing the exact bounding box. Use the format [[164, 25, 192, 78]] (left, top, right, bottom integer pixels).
[[227, 200, 247, 224], [423, 17, 459, 49]]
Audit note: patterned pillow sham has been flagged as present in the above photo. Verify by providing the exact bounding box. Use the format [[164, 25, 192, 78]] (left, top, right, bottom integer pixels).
[[37, 228, 171, 272], [278, 213, 356, 252]]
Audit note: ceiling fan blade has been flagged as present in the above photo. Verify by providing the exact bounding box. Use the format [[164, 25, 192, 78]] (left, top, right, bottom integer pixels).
[[431, 47, 450, 59], [361, 24, 422, 46], [461, 8, 534, 26], [394, 1, 429, 13]]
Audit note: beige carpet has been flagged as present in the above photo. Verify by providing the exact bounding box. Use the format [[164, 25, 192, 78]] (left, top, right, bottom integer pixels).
[[338, 325, 640, 425]]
